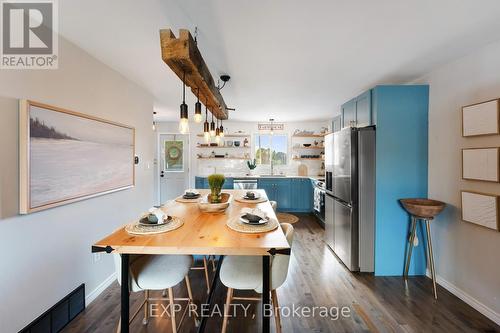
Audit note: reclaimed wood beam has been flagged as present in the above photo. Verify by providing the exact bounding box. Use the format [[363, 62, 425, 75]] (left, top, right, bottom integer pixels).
[[160, 29, 228, 120]]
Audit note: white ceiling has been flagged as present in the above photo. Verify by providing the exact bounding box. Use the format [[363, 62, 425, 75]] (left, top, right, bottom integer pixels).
[[59, 0, 500, 122]]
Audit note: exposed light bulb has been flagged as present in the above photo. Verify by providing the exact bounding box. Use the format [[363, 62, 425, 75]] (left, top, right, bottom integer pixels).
[[194, 112, 203, 123], [215, 134, 221, 144], [179, 118, 189, 134], [204, 131, 210, 143], [152, 122, 156, 131]]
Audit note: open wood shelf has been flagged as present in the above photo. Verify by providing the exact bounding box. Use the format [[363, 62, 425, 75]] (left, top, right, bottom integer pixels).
[[197, 157, 247, 160], [292, 133, 331, 138], [196, 134, 250, 138], [292, 157, 323, 161], [292, 146, 324, 150], [196, 146, 250, 149]]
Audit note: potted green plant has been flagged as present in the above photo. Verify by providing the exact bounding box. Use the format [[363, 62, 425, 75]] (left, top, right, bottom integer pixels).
[[207, 174, 225, 203], [247, 159, 257, 175]]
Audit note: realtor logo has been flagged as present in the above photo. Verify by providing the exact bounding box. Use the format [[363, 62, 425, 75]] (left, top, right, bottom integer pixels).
[[1, 0, 58, 69]]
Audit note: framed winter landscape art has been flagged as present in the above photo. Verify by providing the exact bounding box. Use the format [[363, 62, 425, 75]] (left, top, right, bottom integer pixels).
[[19, 100, 135, 214]]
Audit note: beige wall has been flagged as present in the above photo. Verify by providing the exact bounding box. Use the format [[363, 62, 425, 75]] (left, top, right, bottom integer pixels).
[[0, 38, 155, 332], [421, 40, 500, 323]]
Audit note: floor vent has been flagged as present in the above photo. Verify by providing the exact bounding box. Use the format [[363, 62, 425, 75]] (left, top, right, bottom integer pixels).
[[20, 284, 85, 333]]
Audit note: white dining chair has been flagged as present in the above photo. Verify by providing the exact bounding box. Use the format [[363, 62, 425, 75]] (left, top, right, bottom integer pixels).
[[219, 223, 294, 333], [113, 254, 198, 333], [270, 200, 277, 212], [190, 255, 217, 294]]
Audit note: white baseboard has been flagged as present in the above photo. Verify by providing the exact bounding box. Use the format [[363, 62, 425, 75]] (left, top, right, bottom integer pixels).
[[426, 269, 500, 325], [85, 272, 117, 305]]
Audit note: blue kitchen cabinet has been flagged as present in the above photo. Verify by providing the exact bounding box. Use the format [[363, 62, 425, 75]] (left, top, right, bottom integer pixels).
[[290, 178, 312, 212], [371, 85, 429, 276], [195, 176, 233, 189], [355, 90, 372, 127], [274, 179, 291, 211], [341, 90, 373, 128], [222, 178, 233, 189], [332, 115, 342, 133], [258, 179, 276, 202], [258, 178, 291, 211], [195, 176, 205, 189], [341, 98, 357, 128]]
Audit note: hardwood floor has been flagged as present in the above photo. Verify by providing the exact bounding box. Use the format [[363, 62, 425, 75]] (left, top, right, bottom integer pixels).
[[64, 214, 500, 333]]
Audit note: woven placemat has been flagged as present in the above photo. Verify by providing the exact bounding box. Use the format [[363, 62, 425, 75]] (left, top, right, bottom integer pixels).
[[125, 216, 184, 235], [175, 196, 201, 203], [226, 217, 278, 234], [234, 196, 268, 204]]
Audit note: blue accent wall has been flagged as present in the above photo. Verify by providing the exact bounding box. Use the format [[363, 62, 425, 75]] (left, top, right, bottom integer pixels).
[[373, 85, 429, 276]]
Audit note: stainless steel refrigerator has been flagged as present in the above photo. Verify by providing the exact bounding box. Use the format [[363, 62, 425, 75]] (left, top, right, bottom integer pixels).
[[324, 127, 375, 272]]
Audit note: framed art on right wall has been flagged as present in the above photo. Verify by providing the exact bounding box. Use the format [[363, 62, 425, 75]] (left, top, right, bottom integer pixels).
[[461, 191, 499, 231], [462, 147, 499, 182], [462, 99, 499, 137]]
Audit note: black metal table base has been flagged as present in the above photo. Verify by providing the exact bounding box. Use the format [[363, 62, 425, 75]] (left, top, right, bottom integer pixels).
[[262, 255, 271, 333], [121, 254, 129, 333], [197, 255, 224, 333]]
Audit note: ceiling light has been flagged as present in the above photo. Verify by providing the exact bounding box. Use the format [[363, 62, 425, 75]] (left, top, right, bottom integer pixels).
[[210, 113, 216, 137], [203, 101, 210, 143], [219, 118, 224, 137], [179, 72, 189, 134], [194, 88, 202, 123]]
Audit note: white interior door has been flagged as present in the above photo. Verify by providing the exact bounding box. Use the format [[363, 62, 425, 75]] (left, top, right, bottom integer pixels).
[[159, 133, 189, 203]]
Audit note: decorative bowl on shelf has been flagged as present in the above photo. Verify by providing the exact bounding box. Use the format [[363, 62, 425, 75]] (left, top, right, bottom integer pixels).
[[198, 193, 232, 213]]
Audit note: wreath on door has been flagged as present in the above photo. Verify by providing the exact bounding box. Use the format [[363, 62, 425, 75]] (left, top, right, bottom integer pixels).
[[165, 140, 183, 170]]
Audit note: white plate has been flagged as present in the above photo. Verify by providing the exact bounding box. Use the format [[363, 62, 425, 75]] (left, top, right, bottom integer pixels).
[[239, 216, 269, 225], [139, 216, 171, 226]]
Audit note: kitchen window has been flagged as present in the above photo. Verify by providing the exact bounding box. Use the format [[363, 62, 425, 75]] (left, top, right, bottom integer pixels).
[[254, 134, 287, 165]]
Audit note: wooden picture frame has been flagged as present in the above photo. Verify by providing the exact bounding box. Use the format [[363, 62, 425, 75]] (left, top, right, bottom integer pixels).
[[462, 147, 499, 182], [19, 100, 135, 214], [461, 191, 499, 231], [462, 99, 500, 137]]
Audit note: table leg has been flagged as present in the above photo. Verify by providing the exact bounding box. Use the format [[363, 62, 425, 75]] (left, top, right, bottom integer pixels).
[[262, 256, 271, 333], [198, 255, 223, 333], [121, 254, 129, 333]]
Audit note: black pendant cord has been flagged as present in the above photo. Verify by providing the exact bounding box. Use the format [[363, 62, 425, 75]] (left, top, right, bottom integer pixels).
[[182, 72, 186, 103]]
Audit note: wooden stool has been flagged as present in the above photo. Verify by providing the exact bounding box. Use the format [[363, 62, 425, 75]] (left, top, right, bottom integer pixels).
[[404, 215, 437, 299], [400, 198, 445, 300]]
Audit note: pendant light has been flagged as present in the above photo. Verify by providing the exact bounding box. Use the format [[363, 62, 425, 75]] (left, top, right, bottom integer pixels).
[[203, 100, 210, 143], [152, 111, 157, 131], [219, 118, 224, 137], [210, 112, 216, 137], [215, 119, 220, 144], [194, 88, 202, 123], [178, 72, 189, 134], [215, 118, 221, 143]]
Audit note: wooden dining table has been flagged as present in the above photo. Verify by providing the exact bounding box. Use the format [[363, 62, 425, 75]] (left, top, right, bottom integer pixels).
[[92, 189, 291, 333]]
